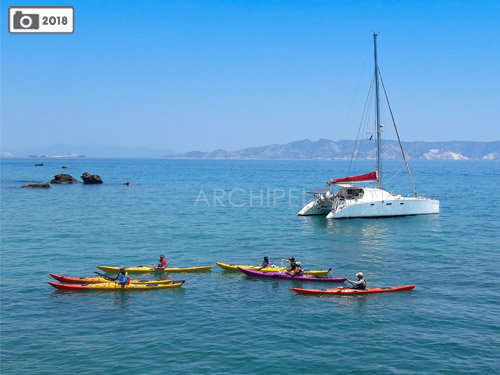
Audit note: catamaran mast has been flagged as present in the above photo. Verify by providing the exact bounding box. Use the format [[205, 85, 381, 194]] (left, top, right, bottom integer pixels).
[[374, 32, 382, 189]]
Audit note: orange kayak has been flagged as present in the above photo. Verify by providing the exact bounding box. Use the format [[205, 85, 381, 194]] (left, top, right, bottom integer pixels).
[[292, 285, 415, 295]]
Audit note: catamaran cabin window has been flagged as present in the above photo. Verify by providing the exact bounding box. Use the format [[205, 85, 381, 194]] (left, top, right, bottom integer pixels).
[[346, 188, 364, 199]]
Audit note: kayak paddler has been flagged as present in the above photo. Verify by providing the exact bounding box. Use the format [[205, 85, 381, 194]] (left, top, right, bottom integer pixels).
[[256, 256, 270, 270], [154, 254, 168, 270], [288, 261, 304, 277], [115, 267, 131, 286], [344, 272, 366, 290], [282, 257, 304, 276]]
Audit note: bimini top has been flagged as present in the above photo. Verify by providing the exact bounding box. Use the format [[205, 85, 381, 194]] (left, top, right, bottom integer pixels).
[[327, 171, 378, 186]]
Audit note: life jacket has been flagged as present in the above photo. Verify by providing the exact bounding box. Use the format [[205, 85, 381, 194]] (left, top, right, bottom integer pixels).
[[353, 279, 366, 290], [158, 259, 167, 267], [117, 273, 130, 285], [262, 261, 269, 268], [295, 263, 304, 276]]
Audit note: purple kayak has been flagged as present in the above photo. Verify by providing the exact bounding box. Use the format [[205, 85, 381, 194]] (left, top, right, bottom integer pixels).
[[237, 267, 346, 282]]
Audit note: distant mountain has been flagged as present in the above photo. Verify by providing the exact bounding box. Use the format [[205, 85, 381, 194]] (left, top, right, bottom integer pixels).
[[5, 144, 178, 158], [166, 139, 500, 160]]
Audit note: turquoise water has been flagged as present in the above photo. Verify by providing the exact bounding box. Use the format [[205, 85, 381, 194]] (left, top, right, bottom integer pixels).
[[1, 158, 499, 374]]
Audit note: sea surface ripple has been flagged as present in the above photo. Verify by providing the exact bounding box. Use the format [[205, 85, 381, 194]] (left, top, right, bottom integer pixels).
[[1, 159, 499, 374]]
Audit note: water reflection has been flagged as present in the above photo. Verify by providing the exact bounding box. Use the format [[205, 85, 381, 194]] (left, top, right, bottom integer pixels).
[[50, 289, 133, 309], [325, 218, 390, 240], [113, 292, 132, 309], [298, 215, 443, 276], [298, 215, 328, 232]]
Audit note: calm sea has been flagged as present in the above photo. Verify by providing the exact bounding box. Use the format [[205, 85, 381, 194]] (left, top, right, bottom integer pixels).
[[1, 158, 499, 374]]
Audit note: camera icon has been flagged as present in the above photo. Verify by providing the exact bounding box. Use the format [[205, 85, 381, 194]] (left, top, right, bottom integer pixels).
[[13, 11, 39, 29]]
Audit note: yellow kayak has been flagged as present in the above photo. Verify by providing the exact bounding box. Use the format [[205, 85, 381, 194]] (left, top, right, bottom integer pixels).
[[215, 262, 331, 276], [96, 265, 213, 273], [49, 281, 185, 291]]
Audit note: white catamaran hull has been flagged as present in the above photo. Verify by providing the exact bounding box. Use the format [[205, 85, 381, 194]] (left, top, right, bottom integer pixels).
[[298, 199, 333, 216], [326, 197, 439, 219]]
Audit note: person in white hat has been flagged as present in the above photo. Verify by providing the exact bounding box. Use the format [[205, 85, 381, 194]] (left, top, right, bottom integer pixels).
[[345, 272, 367, 290]]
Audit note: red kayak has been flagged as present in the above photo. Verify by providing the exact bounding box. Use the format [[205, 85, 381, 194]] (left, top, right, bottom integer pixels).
[[237, 267, 345, 282], [48, 281, 184, 291], [292, 285, 416, 295], [49, 273, 173, 285]]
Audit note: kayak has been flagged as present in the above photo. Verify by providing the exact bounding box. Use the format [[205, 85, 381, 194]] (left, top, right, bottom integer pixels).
[[237, 267, 345, 282], [215, 262, 331, 276], [48, 280, 185, 291], [96, 265, 213, 273], [291, 285, 416, 295], [49, 273, 173, 285]]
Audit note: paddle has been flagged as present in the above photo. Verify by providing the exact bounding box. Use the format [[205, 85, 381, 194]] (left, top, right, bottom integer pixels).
[[338, 274, 353, 289], [94, 271, 115, 281]]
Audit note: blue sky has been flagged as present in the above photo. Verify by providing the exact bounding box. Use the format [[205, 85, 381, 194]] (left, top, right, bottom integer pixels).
[[1, 0, 499, 153]]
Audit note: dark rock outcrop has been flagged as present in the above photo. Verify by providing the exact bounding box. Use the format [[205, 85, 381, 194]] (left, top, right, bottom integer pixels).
[[51, 174, 78, 184], [123, 182, 130, 186], [62, 166, 69, 169], [34, 163, 44, 166], [21, 182, 50, 188], [81, 172, 103, 184]]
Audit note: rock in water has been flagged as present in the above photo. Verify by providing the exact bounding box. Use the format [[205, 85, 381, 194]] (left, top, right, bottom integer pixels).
[[62, 166, 69, 169], [21, 182, 50, 188], [81, 172, 103, 184], [34, 163, 44, 166], [51, 174, 78, 184]]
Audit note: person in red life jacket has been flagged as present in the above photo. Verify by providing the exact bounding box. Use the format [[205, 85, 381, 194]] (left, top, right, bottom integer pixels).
[[114, 267, 130, 286], [154, 254, 168, 270], [256, 256, 270, 270]]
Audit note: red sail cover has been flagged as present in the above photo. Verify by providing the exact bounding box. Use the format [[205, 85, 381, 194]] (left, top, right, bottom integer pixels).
[[331, 171, 377, 184]]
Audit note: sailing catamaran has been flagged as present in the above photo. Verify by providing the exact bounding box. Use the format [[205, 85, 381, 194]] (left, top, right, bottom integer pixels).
[[298, 33, 439, 219]]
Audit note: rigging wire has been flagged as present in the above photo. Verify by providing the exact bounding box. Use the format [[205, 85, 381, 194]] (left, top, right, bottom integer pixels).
[[384, 164, 404, 185], [338, 44, 372, 142], [352, 74, 375, 176], [347, 74, 375, 177], [378, 67, 418, 197]]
